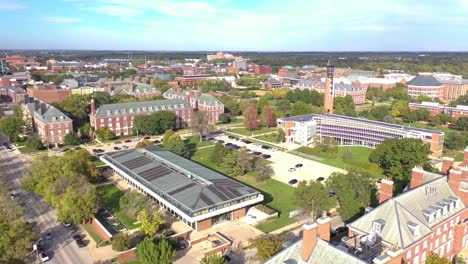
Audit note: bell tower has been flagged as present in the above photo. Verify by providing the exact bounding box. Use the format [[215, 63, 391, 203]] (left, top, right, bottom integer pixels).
[[324, 60, 334, 114]]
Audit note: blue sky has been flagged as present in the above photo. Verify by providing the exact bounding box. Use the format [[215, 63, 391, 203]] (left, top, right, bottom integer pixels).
[[1, 0, 468, 51]]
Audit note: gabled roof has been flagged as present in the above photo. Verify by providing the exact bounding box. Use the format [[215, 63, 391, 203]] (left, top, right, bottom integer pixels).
[[198, 93, 223, 106], [93, 99, 191, 118], [24, 98, 72, 123], [406, 74, 442, 87], [348, 175, 464, 249]]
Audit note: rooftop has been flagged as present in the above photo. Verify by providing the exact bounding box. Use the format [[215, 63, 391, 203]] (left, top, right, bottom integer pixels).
[[406, 74, 442, 87], [93, 98, 191, 118]]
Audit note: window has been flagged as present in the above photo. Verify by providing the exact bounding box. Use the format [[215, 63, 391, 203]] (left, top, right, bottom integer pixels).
[[423, 241, 428, 249], [415, 245, 419, 254], [406, 250, 412, 259]]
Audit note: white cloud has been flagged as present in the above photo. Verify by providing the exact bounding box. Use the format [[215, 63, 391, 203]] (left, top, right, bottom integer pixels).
[[0, 0, 25, 10], [87, 5, 143, 17], [41, 16, 81, 23]]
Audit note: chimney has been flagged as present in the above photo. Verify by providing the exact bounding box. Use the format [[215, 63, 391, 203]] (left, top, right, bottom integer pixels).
[[448, 169, 462, 196], [90, 99, 96, 116], [34, 100, 40, 111], [316, 211, 331, 242], [464, 147, 468, 164], [40, 103, 46, 115], [379, 176, 393, 204], [410, 166, 425, 189], [301, 222, 318, 262], [441, 157, 454, 175], [460, 166, 468, 181]]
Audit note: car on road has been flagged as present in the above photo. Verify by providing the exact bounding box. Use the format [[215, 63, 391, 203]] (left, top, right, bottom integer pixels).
[[124, 139, 132, 143], [144, 136, 151, 140], [122, 146, 129, 149], [45, 232, 52, 240], [153, 139, 161, 144], [39, 252, 50, 262], [288, 168, 296, 172], [316, 177, 325, 182], [295, 163, 303, 168], [288, 179, 298, 185], [114, 141, 122, 144], [261, 154, 271, 159], [253, 152, 262, 157], [113, 147, 121, 150], [261, 145, 270, 150], [73, 235, 86, 248], [217, 140, 225, 144]]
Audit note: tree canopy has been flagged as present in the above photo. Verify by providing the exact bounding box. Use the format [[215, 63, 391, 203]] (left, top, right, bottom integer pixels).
[[137, 237, 175, 264], [133, 111, 176, 135], [191, 111, 213, 141], [200, 254, 228, 264], [137, 209, 165, 237], [0, 116, 24, 142], [248, 234, 285, 261], [243, 106, 260, 131], [295, 180, 334, 218]]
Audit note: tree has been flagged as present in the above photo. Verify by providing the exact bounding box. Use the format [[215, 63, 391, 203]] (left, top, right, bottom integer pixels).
[[153, 78, 172, 93], [191, 111, 213, 141], [444, 132, 468, 150], [64, 131, 80, 145], [425, 253, 451, 264], [200, 254, 227, 264], [255, 158, 274, 182], [56, 180, 98, 224], [137, 237, 175, 264], [237, 147, 254, 175], [165, 134, 190, 158], [456, 116, 468, 131], [218, 113, 230, 124], [315, 137, 338, 157], [390, 100, 409, 117], [276, 128, 285, 143], [137, 209, 165, 237], [135, 139, 153, 148], [402, 110, 417, 123], [95, 127, 114, 140], [210, 142, 231, 165], [248, 235, 284, 261], [79, 123, 93, 138], [54, 94, 92, 128], [243, 106, 260, 131], [119, 190, 151, 218], [221, 152, 243, 177], [415, 108, 430, 121], [112, 233, 131, 252], [275, 99, 291, 113], [0, 116, 24, 142], [261, 106, 276, 128], [163, 129, 175, 144], [92, 91, 113, 107], [290, 101, 313, 116], [0, 221, 40, 263], [295, 180, 334, 218], [26, 133, 45, 150], [369, 138, 431, 193], [133, 111, 176, 135], [325, 170, 377, 222]]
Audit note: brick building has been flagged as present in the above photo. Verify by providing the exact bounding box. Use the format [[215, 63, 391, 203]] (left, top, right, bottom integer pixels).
[[409, 102, 468, 119], [27, 84, 72, 103], [22, 95, 73, 145], [163, 87, 224, 123], [406, 73, 468, 103], [175, 74, 212, 86], [89, 99, 192, 136], [0, 86, 26, 104], [46, 60, 82, 72], [253, 64, 272, 74]]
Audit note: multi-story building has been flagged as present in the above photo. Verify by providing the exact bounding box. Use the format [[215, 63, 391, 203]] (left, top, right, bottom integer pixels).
[[438, 79, 468, 103], [22, 95, 73, 145], [406, 73, 467, 103], [262, 78, 284, 89], [0, 86, 26, 104], [163, 87, 224, 123], [26, 84, 72, 103], [349, 69, 377, 78], [100, 145, 263, 231], [206, 51, 242, 61], [46, 60, 82, 72], [253, 64, 272, 75], [175, 74, 212, 86], [277, 114, 444, 157], [409, 102, 468, 119]]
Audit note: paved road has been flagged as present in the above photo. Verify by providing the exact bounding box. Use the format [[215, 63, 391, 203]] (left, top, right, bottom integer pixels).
[[0, 136, 95, 264]]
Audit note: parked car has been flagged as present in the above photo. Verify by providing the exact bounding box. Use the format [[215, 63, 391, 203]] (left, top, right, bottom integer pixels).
[[288, 179, 298, 185], [133, 138, 140, 142], [144, 136, 151, 140], [153, 139, 161, 144], [231, 145, 240, 149], [45, 232, 52, 240], [225, 143, 233, 147], [62, 222, 73, 230], [228, 135, 235, 139], [335, 226, 348, 235], [288, 168, 296, 172], [39, 252, 50, 262], [113, 147, 121, 150], [261, 145, 270, 150], [253, 152, 262, 157], [122, 146, 129, 149], [124, 139, 132, 143], [242, 139, 252, 144], [114, 141, 122, 144], [329, 191, 336, 197], [316, 177, 325, 182], [217, 140, 225, 144], [261, 154, 271, 159], [73, 235, 86, 248], [295, 163, 303, 168]]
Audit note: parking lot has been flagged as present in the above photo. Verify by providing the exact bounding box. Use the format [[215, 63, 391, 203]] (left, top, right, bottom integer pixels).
[[210, 134, 346, 186]]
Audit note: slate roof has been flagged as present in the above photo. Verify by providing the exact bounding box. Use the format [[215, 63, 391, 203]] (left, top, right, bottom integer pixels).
[[23, 96, 72, 123], [101, 146, 261, 216], [348, 175, 464, 249], [198, 93, 223, 106], [93, 99, 191, 118], [0, 86, 25, 93], [265, 239, 366, 264], [113, 83, 160, 95], [406, 75, 442, 87]]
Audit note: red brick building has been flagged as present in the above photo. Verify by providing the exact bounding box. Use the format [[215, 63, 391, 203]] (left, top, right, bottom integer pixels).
[[4, 56, 27, 63], [253, 64, 272, 75], [163, 87, 224, 123], [406, 73, 467, 103], [175, 74, 212, 86], [89, 99, 192, 136], [27, 84, 71, 103], [22, 95, 73, 145], [409, 102, 468, 119]]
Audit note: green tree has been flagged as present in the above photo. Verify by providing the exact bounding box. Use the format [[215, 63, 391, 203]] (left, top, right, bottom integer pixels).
[[243, 106, 260, 131], [210, 142, 231, 165], [248, 234, 284, 261], [444, 132, 467, 150], [137, 237, 175, 264], [56, 180, 98, 224], [237, 147, 254, 175], [390, 100, 409, 117], [255, 158, 274, 182], [276, 128, 285, 143], [456, 116, 468, 131], [64, 131, 80, 145], [153, 78, 172, 93], [0, 116, 24, 142], [369, 138, 431, 193], [222, 152, 243, 177], [135, 139, 153, 149], [275, 99, 291, 113], [415, 108, 430, 121], [261, 105, 276, 128], [415, 94, 433, 103], [92, 91, 113, 107], [165, 134, 190, 158], [0, 183, 25, 223], [163, 129, 175, 144], [95, 127, 114, 140], [112, 233, 131, 252], [79, 123, 92, 137], [26, 133, 45, 150], [295, 180, 334, 218], [0, 221, 40, 263], [137, 209, 165, 237], [218, 113, 230, 123], [191, 111, 213, 141], [325, 170, 377, 222], [119, 190, 151, 218], [289, 101, 313, 116], [54, 94, 91, 128], [450, 95, 468, 106], [133, 111, 176, 135], [425, 253, 451, 264], [315, 137, 338, 157], [200, 254, 227, 264]]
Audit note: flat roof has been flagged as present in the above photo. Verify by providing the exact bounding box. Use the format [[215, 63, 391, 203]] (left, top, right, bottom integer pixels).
[[101, 146, 260, 216], [278, 114, 444, 135]]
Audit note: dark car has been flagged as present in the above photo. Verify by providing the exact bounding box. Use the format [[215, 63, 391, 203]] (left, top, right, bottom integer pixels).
[[153, 139, 161, 144], [228, 135, 235, 139], [254, 152, 262, 156], [225, 143, 233, 147], [288, 179, 298, 185], [217, 140, 225, 144], [242, 139, 252, 144], [231, 145, 240, 149], [316, 177, 325, 182], [74, 146, 82, 150], [261, 154, 271, 159], [144, 136, 151, 140], [329, 191, 336, 197], [261, 145, 270, 150], [335, 226, 348, 235], [113, 146, 121, 150], [295, 163, 303, 168], [124, 139, 132, 143], [222, 255, 231, 262], [114, 141, 122, 144], [73, 235, 86, 248]]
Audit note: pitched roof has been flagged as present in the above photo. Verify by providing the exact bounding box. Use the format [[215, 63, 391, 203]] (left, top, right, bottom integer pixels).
[[24, 98, 72, 123], [93, 99, 191, 118], [348, 175, 464, 249], [406, 74, 442, 87], [198, 93, 223, 106]]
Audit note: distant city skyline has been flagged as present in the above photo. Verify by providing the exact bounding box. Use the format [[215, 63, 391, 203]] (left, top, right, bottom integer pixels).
[[1, 0, 468, 51]]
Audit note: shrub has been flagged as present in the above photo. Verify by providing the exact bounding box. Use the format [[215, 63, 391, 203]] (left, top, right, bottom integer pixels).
[[112, 233, 131, 252]]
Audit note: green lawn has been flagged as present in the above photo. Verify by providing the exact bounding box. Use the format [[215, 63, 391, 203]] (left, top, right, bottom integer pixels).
[[96, 185, 140, 230], [83, 223, 104, 244], [295, 146, 383, 178], [253, 133, 279, 144], [184, 135, 214, 148], [191, 147, 298, 233], [228, 127, 277, 136]]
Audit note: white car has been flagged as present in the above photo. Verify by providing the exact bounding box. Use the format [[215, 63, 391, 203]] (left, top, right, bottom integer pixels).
[[39, 252, 50, 262]]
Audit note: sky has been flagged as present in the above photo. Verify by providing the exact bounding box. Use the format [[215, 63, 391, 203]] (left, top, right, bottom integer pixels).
[[1, 0, 468, 51]]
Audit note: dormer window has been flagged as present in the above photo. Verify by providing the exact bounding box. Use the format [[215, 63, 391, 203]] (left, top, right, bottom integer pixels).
[[52, 116, 57, 121], [106, 110, 111, 116], [436, 208, 442, 219], [407, 222, 420, 236], [114, 110, 118, 114], [423, 209, 435, 223], [149, 106, 153, 111], [372, 219, 385, 234], [129, 108, 133, 113]]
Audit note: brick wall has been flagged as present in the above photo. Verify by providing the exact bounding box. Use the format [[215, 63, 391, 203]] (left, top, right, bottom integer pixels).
[[91, 218, 112, 242], [116, 247, 137, 263], [197, 218, 212, 231]]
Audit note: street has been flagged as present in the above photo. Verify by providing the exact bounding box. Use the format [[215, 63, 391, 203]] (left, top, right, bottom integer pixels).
[[0, 135, 95, 264]]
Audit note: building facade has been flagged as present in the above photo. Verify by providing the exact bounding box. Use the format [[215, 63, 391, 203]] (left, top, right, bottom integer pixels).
[[22, 95, 73, 145], [163, 87, 224, 123], [253, 64, 272, 74], [100, 146, 263, 231], [89, 99, 192, 136], [175, 74, 212, 86], [26, 84, 72, 103], [277, 114, 444, 157], [406, 73, 468, 103], [409, 102, 468, 119]]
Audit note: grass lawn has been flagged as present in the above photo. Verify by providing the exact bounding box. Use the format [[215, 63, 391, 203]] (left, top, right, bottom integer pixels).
[[83, 223, 105, 244], [253, 133, 279, 144], [295, 146, 383, 178], [184, 135, 214, 148], [96, 184, 140, 230], [191, 147, 297, 233], [91, 156, 106, 166], [228, 127, 277, 136]]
